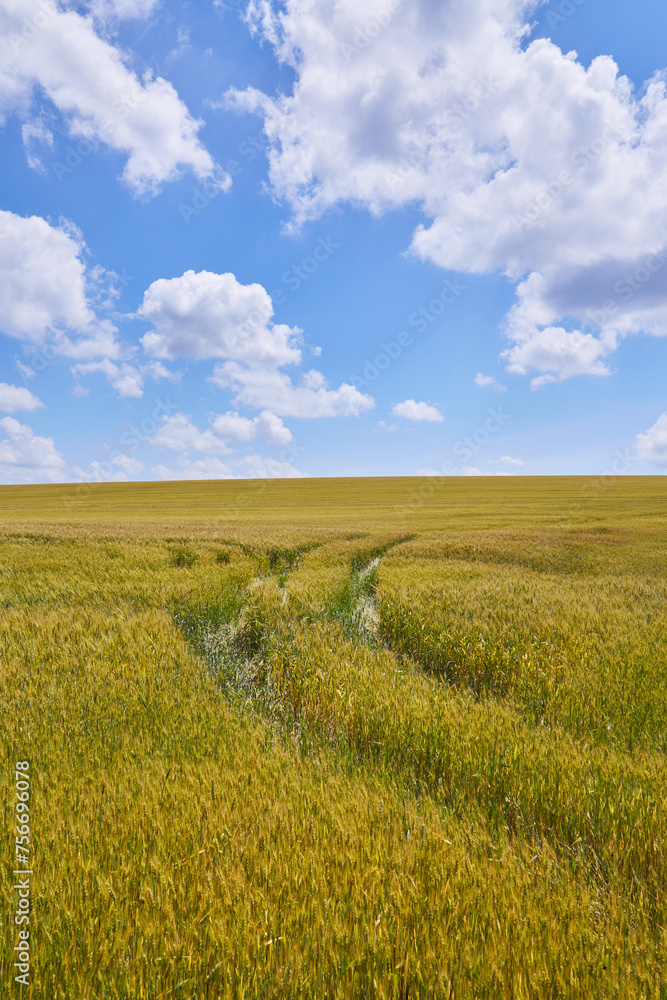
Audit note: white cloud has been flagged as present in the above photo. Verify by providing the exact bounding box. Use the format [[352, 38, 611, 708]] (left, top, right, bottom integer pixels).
[[151, 412, 219, 452], [240, 454, 305, 478], [0, 210, 119, 357], [416, 464, 513, 476], [0, 383, 45, 413], [500, 272, 620, 386], [213, 409, 293, 446], [0, 416, 65, 483], [232, 0, 667, 383], [139, 269, 374, 419], [139, 269, 302, 366], [503, 324, 614, 389], [15, 361, 35, 381], [636, 413, 667, 468], [0, 0, 223, 196], [72, 361, 141, 399], [169, 25, 192, 60], [21, 117, 53, 171], [391, 399, 443, 422], [87, 0, 160, 22], [72, 453, 145, 482], [489, 454, 523, 466], [112, 453, 145, 474], [213, 362, 374, 418], [474, 372, 507, 392], [463, 465, 514, 476], [152, 457, 233, 481], [71, 359, 172, 398], [151, 454, 304, 480], [150, 409, 293, 454]]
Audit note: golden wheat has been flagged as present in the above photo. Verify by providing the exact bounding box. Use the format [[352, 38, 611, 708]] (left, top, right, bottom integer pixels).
[[1, 477, 666, 997]]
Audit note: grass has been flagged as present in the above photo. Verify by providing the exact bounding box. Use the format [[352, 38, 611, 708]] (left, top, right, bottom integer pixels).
[[0, 477, 666, 998]]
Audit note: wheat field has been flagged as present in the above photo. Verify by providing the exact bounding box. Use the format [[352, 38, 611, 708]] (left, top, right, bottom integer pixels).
[[1, 476, 666, 998]]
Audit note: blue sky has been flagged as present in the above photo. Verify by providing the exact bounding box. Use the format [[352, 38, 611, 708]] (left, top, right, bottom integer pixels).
[[0, 0, 666, 483]]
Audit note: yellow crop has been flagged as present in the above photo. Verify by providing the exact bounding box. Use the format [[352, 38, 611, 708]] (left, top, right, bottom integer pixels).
[[1, 476, 665, 997]]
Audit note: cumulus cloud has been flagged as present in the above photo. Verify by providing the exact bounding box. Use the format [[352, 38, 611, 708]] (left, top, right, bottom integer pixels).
[[138, 268, 373, 419], [636, 413, 667, 468], [71, 359, 173, 398], [0, 415, 65, 483], [503, 328, 615, 389], [151, 457, 233, 481], [139, 270, 302, 366], [231, 0, 667, 384], [150, 413, 217, 452], [240, 454, 305, 478], [391, 399, 443, 422], [0, 383, 45, 413], [113, 453, 145, 474], [489, 455, 523, 466], [0, 210, 119, 357], [212, 362, 374, 418], [150, 409, 293, 453], [72, 453, 145, 482], [500, 271, 620, 386], [151, 454, 304, 480], [0, 0, 223, 195], [213, 409, 293, 446], [474, 372, 507, 392]]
